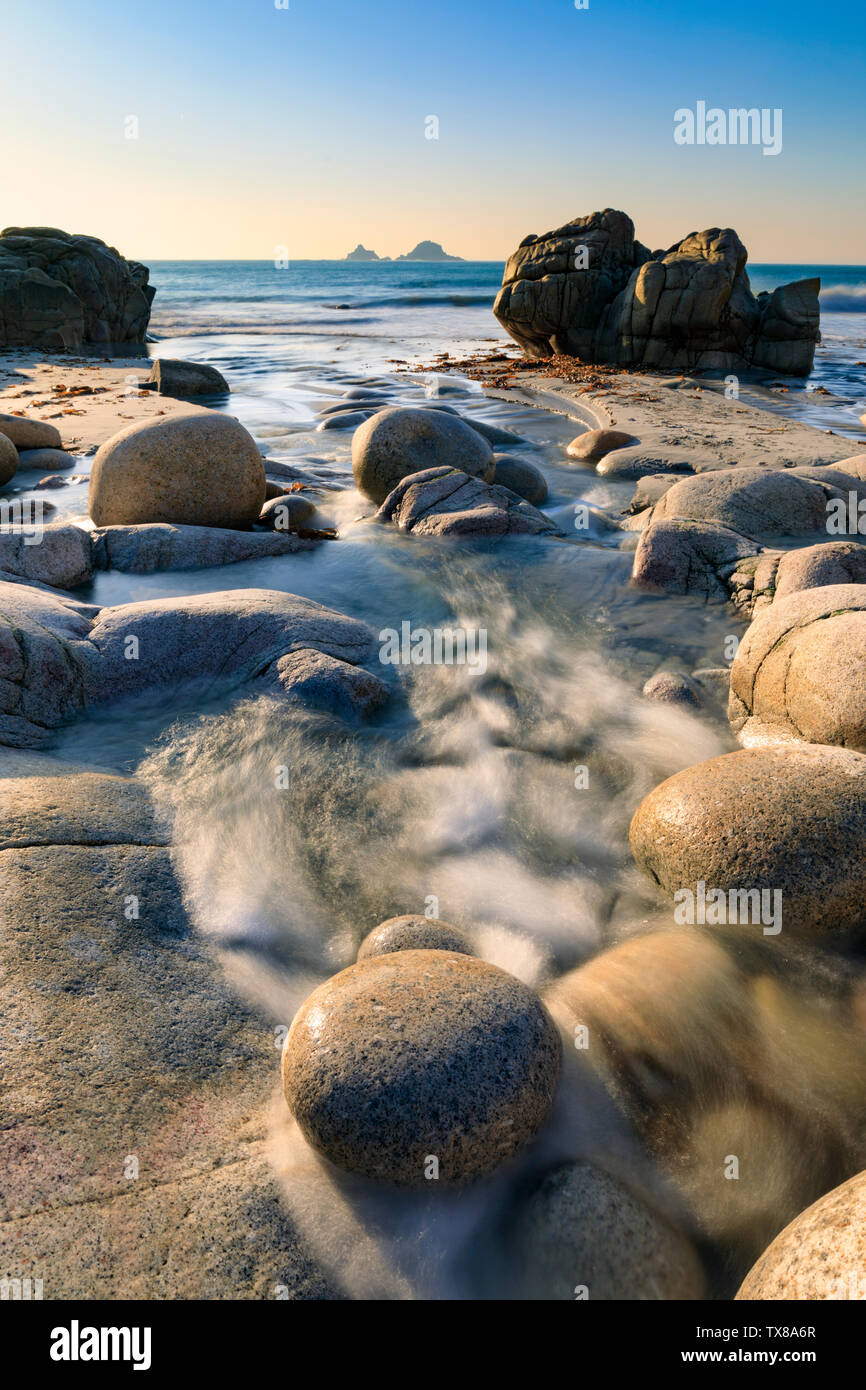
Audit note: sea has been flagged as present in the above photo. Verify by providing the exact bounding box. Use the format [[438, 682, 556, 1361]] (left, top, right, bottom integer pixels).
[[145, 258, 866, 436]]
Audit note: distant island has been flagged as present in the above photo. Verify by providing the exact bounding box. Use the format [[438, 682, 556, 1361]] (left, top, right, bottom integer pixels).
[[398, 241, 463, 262], [344, 240, 462, 262], [345, 244, 387, 262]]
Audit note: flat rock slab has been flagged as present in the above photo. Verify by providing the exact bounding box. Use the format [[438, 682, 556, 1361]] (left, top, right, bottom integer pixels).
[[376, 466, 558, 538], [0, 580, 376, 747], [86, 589, 376, 703], [729, 582, 866, 748], [629, 744, 866, 936], [0, 770, 334, 1297], [93, 521, 313, 573], [0, 522, 93, 589]]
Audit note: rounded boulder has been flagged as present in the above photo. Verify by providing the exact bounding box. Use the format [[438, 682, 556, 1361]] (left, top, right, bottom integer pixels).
[[352, 407, 494, 505], [629, 744, 866, 935], [282, 950, 561, 1185], [0, 412, 63, 451], [88, 412, 266, 529], [737, 1169, 866, 1300], [729, 583, 866, 748], [0, 431, 18, 485]]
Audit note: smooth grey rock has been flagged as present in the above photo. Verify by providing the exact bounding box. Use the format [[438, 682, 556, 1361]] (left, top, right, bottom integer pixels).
[[462, 417, 526, 447], [628, 475, 679, 513], [649, 466, 861, 540], [0, 430, 17, 484], [282, 950, 561, 1185], [352, 407, 494, 504], [92, 522, 311, 573], [507, 1162, 705, 1300], [566, 428, 638, 461], [85, 588, 375, 704], [259, 494, 317, 530], [491, 454, 548, 505], [357, 915, 473, 960], [729, 583, 866, 748], [630, 744, 866, 935], [15, 446, 74, 471], [148, 358, 229, 397], [0, 412, 63, 450], [261, 647, 389, 719], [317, 410, 373, 432], [0, 227, 153, 346], [737, 1170, 866, 1301], [376, 466, 558, 538], [0, 522, 93, 589], [88, 412, 266, 529], [0, 580, 95, 745], [631, 518, 762, 599], [597, 446, 696, 480]]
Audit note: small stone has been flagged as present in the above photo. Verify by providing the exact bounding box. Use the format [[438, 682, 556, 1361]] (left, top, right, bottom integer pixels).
[[491, 454, 548, 505], [259, 494, 316, 530], [263, 648, 389, 719], [148, 358, 229, 397], [642, 672, 702, 707], [566, 429, 638, 462], [282, 950, 561, 1185], [15, 447, 74, 471], [357, 915, 473, 960]]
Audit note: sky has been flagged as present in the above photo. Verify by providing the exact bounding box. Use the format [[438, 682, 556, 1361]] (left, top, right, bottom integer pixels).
[[2, 0, 864, 262]]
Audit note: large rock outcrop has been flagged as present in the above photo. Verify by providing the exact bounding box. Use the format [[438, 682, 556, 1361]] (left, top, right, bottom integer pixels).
[[0, 227, 154, 347], [495, 211, 820, 375]]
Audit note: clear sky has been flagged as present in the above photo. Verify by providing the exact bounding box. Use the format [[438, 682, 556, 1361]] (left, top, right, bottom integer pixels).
[[2, 0, 864, 262]]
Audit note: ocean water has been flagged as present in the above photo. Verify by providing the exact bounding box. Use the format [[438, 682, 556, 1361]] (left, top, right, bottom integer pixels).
[[147, 259, 866, 436]]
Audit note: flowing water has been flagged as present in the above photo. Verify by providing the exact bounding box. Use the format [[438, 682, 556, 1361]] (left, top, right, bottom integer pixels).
[[38, 260, 866, 1297]]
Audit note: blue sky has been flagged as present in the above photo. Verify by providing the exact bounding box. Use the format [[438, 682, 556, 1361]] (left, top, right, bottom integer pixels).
[[2, 0, 863, 259]]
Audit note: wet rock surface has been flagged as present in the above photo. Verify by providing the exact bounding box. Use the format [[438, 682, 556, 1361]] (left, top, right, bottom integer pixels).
[[729, 583, 866, 747], [282, 950, 562, 1185], [376, 466, 558, 537], [629, 744, 866, 936], [353, 406, 494, 504]]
